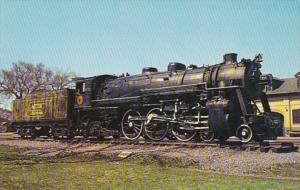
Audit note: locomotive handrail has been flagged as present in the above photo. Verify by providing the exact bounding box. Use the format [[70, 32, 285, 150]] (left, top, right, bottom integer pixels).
[[92, 96, 141, 102], [206, 85, 242, 90], [141, 83, 207, 92], [160, 99, 179, 103], [142, 89, 206, 96]]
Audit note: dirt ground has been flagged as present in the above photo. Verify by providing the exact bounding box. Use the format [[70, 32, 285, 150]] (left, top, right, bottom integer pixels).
[[1, 133, 300, 179]]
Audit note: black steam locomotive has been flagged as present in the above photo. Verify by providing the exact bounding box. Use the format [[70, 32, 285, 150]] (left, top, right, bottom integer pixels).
[[12, 53, 280, 143]]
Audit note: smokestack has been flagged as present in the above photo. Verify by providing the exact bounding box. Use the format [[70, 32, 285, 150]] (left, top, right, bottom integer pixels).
[[223, 53, 237, 64]]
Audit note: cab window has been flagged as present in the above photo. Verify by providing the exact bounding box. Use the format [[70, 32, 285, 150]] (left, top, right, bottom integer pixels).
[[76, 82, 86, 94]]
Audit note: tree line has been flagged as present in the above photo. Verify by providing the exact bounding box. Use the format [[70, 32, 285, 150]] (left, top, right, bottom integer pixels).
[[0, 61, 75, 100]]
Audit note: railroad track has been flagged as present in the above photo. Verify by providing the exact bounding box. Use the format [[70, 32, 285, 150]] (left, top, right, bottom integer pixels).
[[13, 136, 300, 153]]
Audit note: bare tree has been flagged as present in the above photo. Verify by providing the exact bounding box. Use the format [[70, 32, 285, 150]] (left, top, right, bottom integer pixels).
[[0, 61, 76, 99]]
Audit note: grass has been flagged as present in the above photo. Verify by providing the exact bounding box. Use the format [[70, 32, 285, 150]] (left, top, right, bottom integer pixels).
[[0, 145, 299, 190]]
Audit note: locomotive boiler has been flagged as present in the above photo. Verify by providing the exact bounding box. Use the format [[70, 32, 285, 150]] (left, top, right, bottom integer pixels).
[[71, 53, 280, 143]]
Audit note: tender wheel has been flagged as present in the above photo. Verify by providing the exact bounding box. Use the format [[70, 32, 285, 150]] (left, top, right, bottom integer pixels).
[[82, 129, 90, 138], [29, 128, 36, 139], [67, 131, 74, 140], [199, 130, 215, 142], [121, 109, 143, 140], [144, 108, 169, 141], [52, 128, 60, 140], [236, 124, 253, 143], [171, 123, 196, 142], [18, 128, 25, 138], [43, 126, 51, 138]]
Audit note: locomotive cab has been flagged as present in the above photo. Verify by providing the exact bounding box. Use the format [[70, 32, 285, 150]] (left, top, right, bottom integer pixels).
[[74, 75, 117, 107], [75, 78, 92, 107]]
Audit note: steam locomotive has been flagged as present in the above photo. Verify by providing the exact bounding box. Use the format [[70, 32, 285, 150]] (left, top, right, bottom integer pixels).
[[12, 53, 281, 143]]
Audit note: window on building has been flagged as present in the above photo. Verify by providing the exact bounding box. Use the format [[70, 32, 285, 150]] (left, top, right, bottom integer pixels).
[[264, 85, 272, 92], [292, 109, 300, 124]]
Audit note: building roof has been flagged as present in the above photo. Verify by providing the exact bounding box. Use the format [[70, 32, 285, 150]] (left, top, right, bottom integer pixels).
[[267, 78, 300, 95]]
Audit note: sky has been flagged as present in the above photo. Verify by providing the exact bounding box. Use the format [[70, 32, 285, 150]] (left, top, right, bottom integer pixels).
[[0, 0, 300, 79]]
